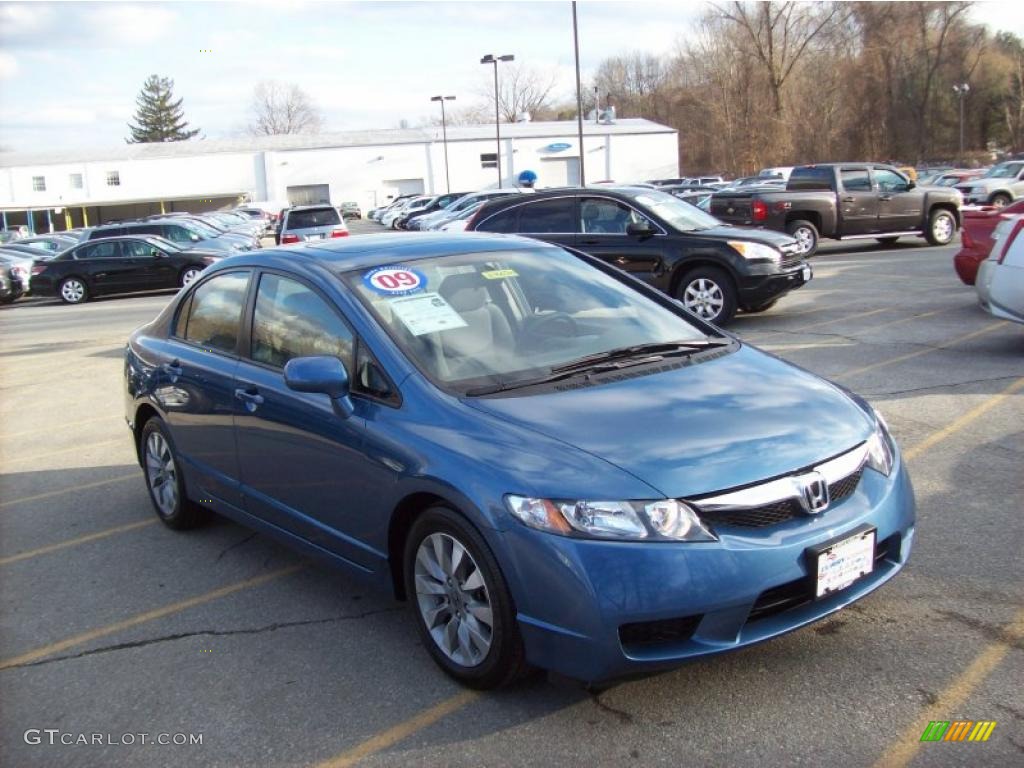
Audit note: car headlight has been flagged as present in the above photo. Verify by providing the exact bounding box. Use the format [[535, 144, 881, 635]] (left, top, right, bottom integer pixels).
[[505, 495, 716, 541], [865, 409, 895, 476], [728, 240, 782, 264]]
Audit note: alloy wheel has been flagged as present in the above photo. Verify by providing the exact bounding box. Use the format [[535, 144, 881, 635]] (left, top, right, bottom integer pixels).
[[682, 277, 725, 320], [181, 268, 202, 287], [793, 227, 815, 254], [61, 279, 85, 303], [932, 213, 954, 243], [145, 431, 178, 516], [414, 532, 493, 667]]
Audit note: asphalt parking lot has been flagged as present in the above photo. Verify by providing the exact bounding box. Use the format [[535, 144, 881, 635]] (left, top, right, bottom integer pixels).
[[1, 231, 1022, 767]]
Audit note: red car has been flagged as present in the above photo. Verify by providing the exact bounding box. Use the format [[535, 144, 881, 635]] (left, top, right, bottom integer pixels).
[[954, 199, 1024, 285]]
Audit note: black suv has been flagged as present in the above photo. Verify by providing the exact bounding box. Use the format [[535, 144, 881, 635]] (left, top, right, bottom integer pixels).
[[467, 187, 810, 323]]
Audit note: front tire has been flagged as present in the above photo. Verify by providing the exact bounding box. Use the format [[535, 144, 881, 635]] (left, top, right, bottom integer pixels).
[[180, 266, 203, 287], [141, 417, 209, 530], [404, 506, 526, 689], [59, 277, 89, 304], [925, 209, 957, 246], [990, 193, 1011, 209], [786, 219, 819, 257], [676, 266, 737, 324]]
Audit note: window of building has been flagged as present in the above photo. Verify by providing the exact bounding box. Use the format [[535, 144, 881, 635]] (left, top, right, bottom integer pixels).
[[106, 171, 121, 187], [32, 176, 46, 192], [480, 153, 498, 169], [69, 174, 84, 189]]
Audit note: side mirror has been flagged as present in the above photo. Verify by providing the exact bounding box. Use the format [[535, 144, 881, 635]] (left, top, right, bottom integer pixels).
[[190, 234, 201, 242], [284, 355, 355, 418], [906, 180, 916, 191], [626, 220, 654, 236]]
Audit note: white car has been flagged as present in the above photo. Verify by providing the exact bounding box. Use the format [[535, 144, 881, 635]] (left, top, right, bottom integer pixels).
[[956, 161, 1024, 208], [976, 215, 1024, 325], [422, 189, 528, 230], [438, 201, 487, 232]]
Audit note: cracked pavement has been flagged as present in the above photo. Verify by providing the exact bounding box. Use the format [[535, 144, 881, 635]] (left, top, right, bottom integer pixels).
[[1, 234, 1022, 767]]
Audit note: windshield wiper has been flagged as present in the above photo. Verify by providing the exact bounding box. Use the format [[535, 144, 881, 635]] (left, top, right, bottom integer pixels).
[[548, 339, 730, 375]]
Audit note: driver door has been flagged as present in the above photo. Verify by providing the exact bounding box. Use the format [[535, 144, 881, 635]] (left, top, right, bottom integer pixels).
[[874, 167, 924, 231], [576, 196, 666, 285]]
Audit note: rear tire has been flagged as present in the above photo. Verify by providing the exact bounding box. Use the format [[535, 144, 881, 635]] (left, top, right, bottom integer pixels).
[[140, 417, 210, 530], [404, 506, 526, 689], [925, 209, 957, 246], [786, 219, 819, 257], [990, 193, 1011, 209], [58, 277, 89, 304], [676, 266, 737, 324], [180, 266, 203, 287]]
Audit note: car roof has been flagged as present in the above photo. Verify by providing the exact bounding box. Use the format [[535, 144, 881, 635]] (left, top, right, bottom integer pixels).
[[286, 204, 337, 212], [211, 232, 545, 274]]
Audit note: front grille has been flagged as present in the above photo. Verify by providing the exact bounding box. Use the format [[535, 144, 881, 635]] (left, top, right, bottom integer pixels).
[[619, 615, 702, 649], [696, 468, 864, 530], [747, 533, 900, 623], [780, 243, 804, 269]]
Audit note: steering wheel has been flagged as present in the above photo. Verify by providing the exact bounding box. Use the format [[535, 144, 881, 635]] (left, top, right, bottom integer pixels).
[[525, 312, 579, 338]]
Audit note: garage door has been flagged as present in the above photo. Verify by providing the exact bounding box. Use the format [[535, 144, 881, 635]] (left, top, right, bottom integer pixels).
[[287, 184, 331, 205], [383, 178, 425, 197]]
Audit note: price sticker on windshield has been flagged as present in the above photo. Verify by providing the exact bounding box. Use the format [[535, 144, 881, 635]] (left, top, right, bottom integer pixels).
[[363, 266, 427, 296]]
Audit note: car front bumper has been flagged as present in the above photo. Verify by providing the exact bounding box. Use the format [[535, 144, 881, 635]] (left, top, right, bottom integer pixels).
[[738, 262, 812, 306], [497, 454, 914, 683]]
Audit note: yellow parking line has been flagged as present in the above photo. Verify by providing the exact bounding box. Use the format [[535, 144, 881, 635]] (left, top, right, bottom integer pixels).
[[782, 307, 889, 335], [0, 472, 138, 509], [836, 322, 1006, 379], [315, 690, 480, 768], [0, 415, 119, 441], [871, 608, 1024, 768], [0, 565, 302, 670], [0, 519, 158, 566], [1, 437, 127, 465], [903, 376, 1024, 461]]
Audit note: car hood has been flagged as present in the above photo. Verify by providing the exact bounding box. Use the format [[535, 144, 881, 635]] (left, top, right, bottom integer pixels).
[[462, 345, 874, 499], [688, 225, 797, 249], [181, 248, 224, 259]]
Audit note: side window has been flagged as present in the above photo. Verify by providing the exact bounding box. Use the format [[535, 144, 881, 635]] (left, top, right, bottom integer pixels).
[[164, 225, 192, 244], [840, 169, 871, 191], [127, 224, 161, 237], [874, 169, 909, 193], [354, 340, 395, 400], [174, 292, 193, 338], [76, 241, 121, 260], [250, 274, 354, 370], [122, 240, 158, 258], [476, 207, 518, 233], [580, 197, 647, 234], [517, 198, 575, 233], [182, 271, 250, 354]]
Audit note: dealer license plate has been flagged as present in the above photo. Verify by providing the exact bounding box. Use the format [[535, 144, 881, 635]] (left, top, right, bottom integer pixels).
[[812, 526, 875, 598]]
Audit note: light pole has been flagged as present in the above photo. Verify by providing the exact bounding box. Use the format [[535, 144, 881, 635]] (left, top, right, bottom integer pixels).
[[480, 53, 514, 188], [572, 1, 586, 187], [953, 82, 970, 163], [430, 95, 456, 193]]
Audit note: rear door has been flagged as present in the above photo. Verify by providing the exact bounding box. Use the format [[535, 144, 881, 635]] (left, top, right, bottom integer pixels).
[[231, 271, 382, 567], [163, 270, 251, 507], [576, 195, 667, 284], [837, 168, 878, 235], [873, 167, 924, 231]]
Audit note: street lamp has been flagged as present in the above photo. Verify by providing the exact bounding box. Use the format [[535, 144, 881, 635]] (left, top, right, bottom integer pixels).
[[953, 82, 970, 163], [430, 95, 456, 193], [480, 53, 514, 188]]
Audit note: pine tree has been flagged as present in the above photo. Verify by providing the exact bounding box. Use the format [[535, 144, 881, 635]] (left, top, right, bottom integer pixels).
[[126, 75, 201, 143]]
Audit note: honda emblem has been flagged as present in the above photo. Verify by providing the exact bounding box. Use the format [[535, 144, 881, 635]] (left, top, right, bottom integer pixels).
[[797, 471, 830, 514]]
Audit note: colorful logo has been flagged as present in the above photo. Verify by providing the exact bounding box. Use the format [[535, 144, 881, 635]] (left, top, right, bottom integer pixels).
[[920, 720, 997, 742]]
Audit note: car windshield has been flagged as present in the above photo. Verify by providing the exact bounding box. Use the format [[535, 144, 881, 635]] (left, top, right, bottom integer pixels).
[[287, 208, 341, 228], [344, 246, 711, 393], [984, 162, 1022, 179], [178, 220, 218, 238], [144, 235, 184, 252], [629, 190, 721, 231]]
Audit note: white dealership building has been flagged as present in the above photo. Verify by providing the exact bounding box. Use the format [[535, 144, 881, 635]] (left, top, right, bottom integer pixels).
[[0, 119, 678, 232]]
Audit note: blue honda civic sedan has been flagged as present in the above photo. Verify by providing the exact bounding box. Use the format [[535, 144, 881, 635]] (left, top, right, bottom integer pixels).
[[124, 232, 915, 688]]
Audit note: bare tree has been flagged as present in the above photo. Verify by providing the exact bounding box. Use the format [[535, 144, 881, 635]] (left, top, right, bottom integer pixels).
[[478, 64, 559, 122], [248, 81, 323, 136]]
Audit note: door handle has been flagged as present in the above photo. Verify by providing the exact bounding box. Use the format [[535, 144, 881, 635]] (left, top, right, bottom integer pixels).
[[162, 359, 182, 377], [579, 238, 601, 246], [841, 196, 855, 203], [878, 195, 893, 201], [234, 388, 264, 409]]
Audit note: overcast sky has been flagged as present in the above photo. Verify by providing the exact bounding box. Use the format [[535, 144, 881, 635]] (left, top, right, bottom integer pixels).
[[1, 0, 1022, 153]]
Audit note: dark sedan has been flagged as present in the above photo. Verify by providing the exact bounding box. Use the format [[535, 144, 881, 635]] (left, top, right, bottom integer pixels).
[[468, 187, 810, 323], [32, 236, 223, 304]]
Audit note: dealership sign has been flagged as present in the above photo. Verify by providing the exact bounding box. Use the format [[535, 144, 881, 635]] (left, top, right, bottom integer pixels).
[[544, 142, 572, 152]]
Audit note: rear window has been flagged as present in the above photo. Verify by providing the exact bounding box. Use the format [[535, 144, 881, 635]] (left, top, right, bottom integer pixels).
[[286, 208, 341, 229], [787, 167, 835, 190]]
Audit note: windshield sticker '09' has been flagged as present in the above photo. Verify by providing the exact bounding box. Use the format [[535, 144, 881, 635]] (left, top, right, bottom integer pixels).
[[388, 293, 468, 336], [363, 266, 427, 296]]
